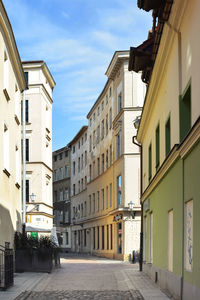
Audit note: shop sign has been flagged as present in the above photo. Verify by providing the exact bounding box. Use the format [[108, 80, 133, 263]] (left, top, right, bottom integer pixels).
[[113, 214, 123, 222], [31, 232, 38, 239]]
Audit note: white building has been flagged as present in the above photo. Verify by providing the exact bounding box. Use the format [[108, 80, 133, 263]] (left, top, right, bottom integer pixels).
[[22, 61, 56, 237], [0, 1, 27, 247], [71, 51, 146, 261]]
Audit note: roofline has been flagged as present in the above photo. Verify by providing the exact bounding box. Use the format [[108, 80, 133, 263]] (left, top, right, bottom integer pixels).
[[0, 1, 27, 91], [68, 126, 88, 147], [22, 60, 56, 89], [105, 50, 130, 79], [53, 145, 70, 155]]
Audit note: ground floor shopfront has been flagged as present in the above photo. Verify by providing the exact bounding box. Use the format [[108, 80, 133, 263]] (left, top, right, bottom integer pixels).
[[142, 133, 200, 299], [71, 209, 141, 261]]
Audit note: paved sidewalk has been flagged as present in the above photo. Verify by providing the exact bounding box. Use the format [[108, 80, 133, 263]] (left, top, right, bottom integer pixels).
[[0, 256, 171, 300]]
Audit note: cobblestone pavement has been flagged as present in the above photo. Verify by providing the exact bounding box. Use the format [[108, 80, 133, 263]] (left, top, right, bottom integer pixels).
[[0, 255, 171, 300], [15, 289, 144, 300]]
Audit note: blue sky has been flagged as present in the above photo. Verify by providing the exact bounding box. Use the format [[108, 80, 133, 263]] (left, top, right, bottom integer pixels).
[[3, 0, 152, 151]]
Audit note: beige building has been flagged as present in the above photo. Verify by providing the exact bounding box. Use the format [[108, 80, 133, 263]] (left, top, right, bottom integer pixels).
[[71, 51, 146, 260], [53, 145, 71, 251], [0, 1, 27, 247], [69, 126, 88, 252], [22, 61, 55, 237]]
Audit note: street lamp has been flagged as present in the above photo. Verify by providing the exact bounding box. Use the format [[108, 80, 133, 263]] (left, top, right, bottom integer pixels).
[[128, 201, 135, 218], [30, 193, 36, 202]]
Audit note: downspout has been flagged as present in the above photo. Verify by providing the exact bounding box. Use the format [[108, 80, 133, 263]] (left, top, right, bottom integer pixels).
[[132, 136, 143, 271], [22, 90, 26, 235]]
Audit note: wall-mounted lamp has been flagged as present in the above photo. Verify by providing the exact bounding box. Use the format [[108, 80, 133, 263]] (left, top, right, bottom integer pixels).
[[128, 201, 135, 218], [30, 193, 36, 202], [133, 116, 141, 130]]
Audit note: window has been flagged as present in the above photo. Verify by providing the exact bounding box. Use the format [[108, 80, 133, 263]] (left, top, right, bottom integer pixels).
[[101, 154, 104, 173], [149, 212, 153, 263], [15, 85, 20, 120], [106, 186, 108, 209], [97, 191, 100, 212], [110, 145, 112, 166], [117, 175, 122, 207], [106, 114, 108, 135], [97, 157, 100, 176], [65, 166, 68, 177], [93, 228, 96, 249], [101, 189, 104, 210], [102, 101, 104, 111], [54, 155, 57, 162], [53, 170, 57, 181], [25, 100, 29, 122], [26, 180, 29, 202], [93, 130, 96, 148], [81, 154, 83, 169], [110, 224, 113, 250], [3, 123, 9, 171], [26, 139, 29, 162], [59, 153, 63, 160], [155, 124, 160, 169], [179, 83, 191, 143], [93, 193, 95, 213], [73, 184, 75, 196], [78, 157, 80, 172], [73, 161, 75, 175], [102, 226, 104, 249], [78, 180, 80, 193], [116, 133, 121, 159], [59, 167, 63, 180], [85, 176, 87, 187], [97, 226, 99, 249], [65, 231, 69, 244], [85, 151, 87, 166], [54, 190, 57, 202], [97, 106, 100, 115], [64, 188, 69, 201], [65, 150, 68, 157], [84, 229, 87, 247], [89, 195, 91, 214], [84, 201, 87, 217], [93, 161, 95, 178], [148, 143, 152, 181], [168, 210, 173, 272], [15, 146, 20, 184], [107, 225, 109, 250], [59, 190, 63, 201], [165, 116, 171, 157], [93, 113, 95, 121], [78, 140, 80, 149], [106, 150, 108, 169], [109, 87, 112, 97], [81, 137, 84, 145], [73, 146, 75, 153], [89, 135, 92, 152], [106, 94, 108, 104], [97, 125, 100, 143], [81, 178, 83, 190], [24, 72, 29, 84], [118, 93, 122, 113], [110, 183, 112, 207], [101, 120, 104, 140], [85, 133, 87, 142], [89, 164, 92, 181], [184, 200, 193, 271], [109, 108, 112, 129]]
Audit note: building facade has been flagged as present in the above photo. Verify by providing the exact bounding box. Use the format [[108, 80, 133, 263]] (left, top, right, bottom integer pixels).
[[71, 51, 146, 261], [53, 146, 71, 251], [22, 61, 55, 237], [0, 1, 27, 247], [69, 126, 88, 253], [129, 0, 200, 298]]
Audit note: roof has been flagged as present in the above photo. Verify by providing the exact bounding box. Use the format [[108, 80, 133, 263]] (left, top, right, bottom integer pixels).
[[53, 145, 69, 155], [68, 126, 88, 147]]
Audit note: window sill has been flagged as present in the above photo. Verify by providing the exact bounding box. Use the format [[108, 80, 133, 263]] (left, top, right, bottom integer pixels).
[[3, 168, 10, 177], [15, 182, 20, 189], [14, 114, 20, 125], [3, 88, 10, 101]]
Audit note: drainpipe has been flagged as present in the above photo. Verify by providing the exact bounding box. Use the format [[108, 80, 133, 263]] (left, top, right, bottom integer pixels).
[[132, 135, 143, 271], [22, 90, 26, 235]]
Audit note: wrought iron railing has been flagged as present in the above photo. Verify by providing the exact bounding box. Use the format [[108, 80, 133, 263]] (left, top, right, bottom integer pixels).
[[0, 243, 14, 290]]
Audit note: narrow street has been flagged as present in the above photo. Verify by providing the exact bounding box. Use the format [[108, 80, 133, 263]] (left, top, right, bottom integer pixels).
[[12, 255, 170, 300]]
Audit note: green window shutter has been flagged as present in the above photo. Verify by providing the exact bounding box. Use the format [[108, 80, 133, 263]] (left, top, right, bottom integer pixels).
[[155, 124, 160, 169], [165, 116, 171, 157], [148, 143, 152, 181], [179, 83, 191, 143]]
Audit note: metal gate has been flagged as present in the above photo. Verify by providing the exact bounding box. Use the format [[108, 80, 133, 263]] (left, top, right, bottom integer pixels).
[[0, 244, 14, 290]]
